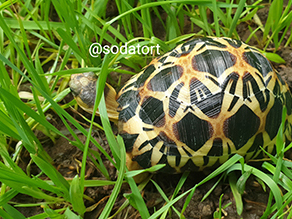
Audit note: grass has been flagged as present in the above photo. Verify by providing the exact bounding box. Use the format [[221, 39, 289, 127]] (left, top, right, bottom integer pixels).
[[0, 0, 292, 218]]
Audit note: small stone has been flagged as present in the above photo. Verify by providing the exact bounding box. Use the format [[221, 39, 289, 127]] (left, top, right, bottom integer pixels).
[[201, 204, 212, 216]]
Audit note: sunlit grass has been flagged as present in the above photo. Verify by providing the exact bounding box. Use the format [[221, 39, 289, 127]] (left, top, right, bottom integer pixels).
[[0, 0, 291, 218]]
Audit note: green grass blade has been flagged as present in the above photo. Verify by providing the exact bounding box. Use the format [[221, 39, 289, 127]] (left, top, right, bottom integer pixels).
[[201, 174, 224, 202], [125, 164, 165, 178], [27, 208, 67, 219], [151, 180, 170, 203], [212, 0, 219, 36], [0, 17, 50, 95], [3, 18, 65, 30], [2, 203, 26, 219], [83, 180, 118, 187], [30, 154, 70, 197], [227, 163, 282, 210], [150, 187, 194, 219], [98, 56, 121, 166], [0, 208, 14, 219], [262, 51, 285, 63], [228, 0, 246, 37], [236, 169, 252, 195], [64, 207, 82, 219], [69, 175, 86, 216], [263, 0, 282, 42], [56, 28, 83, 61], [263, 162, 292, 191], [198, 6, 212, 36], [0, 110, 21, 140], [0, 164, 65, 198], [198, 154, 244, 186], [0, 140, 26, 174], [140, 0, 153, 38], [81, 4, 127, 44], [43, 205, 64, 219], [124, 156, 151, 218], [173, 171, 189, 198], [229, 173, 243, 215], [126, 176, 150, 219], [0, 86, 62, 142], [0, 0, 18, 10], [151, 178, 182, 218], [98, 135, 126, 219], [0, 189, 18, 206]]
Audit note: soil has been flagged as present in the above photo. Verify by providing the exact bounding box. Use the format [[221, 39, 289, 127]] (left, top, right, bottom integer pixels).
[[12, 2, 292, 219]]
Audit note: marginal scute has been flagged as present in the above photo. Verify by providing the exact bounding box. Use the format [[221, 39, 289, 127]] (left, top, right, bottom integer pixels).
[[285, 92, 292, 115], [196, 37, 228, 51], [136, 64, 156, 87], [277, 72, 286, 85], [242, 51, 273, 77], [273, 80, 281, 96], [119, 133, 139, 151], [132, 149, 153, 169], [265, 97, 283, 140], [158, 56, 167, 63], [242, 72, 270, 111], [150, 131, 181, 156], [158, 157, 180, 173], [117, 90, 139, 108], [118, 101, 139, 122], [207, 138, 223, 156], [181, 40, 198, 52], [227, 143, 231, 155], [203, 156, 209, 166], [122, 81, 136, 91], [223, 105, 260, 150], [258, 89, 271, 112], [182, 146, 192, 157], [180, 159, 200, 172], [118, 90, 140, 122], [224, 38, 242, 48], [247, 133, 263, 153]]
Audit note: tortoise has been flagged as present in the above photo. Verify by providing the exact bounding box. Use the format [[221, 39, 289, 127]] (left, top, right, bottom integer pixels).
[[70, 37, 292, 173]]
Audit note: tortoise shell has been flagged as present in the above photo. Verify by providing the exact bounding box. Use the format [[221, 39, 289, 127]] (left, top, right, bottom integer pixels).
[[116, 37, 292, 173]]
